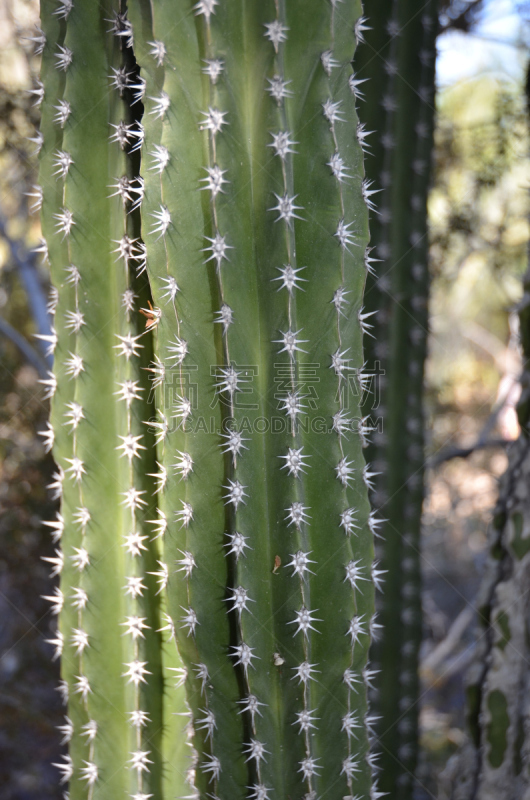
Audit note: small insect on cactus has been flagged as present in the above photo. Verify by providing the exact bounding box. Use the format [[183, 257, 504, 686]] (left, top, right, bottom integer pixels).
[[36, 0, 380, 797]]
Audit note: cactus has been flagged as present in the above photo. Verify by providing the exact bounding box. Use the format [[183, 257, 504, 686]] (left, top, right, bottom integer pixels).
[[36, 1, 380, 798], [353, 0, 438, 795], [440, 263, 530, 800]]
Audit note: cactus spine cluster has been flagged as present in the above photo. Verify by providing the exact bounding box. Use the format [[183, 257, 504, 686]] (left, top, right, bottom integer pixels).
[[36, 0, 381, 798], [354, 0, 438, 794]]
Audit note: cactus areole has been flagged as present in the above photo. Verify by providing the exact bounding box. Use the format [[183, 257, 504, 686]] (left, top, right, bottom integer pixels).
[[37, 0, 381, 798]]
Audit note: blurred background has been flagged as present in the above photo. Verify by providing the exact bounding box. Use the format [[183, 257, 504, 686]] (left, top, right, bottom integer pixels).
[[421, 0, 529, 791], [0, 0, 529, 797]]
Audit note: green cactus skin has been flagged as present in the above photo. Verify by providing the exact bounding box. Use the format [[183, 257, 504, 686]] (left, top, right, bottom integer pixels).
[[38, 0, 377, 798], [353, 0, 437, 795]]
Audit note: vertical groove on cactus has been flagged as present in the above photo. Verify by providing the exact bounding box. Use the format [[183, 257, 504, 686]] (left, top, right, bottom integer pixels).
[[354, 0, 437, 795], [203, 3, 268, 792], [110, 21, 167, 797], [132, 4, 248, 797], [109, 8, 191, 800]]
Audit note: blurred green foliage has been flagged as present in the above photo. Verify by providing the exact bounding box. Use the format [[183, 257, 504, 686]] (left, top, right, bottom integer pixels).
[[428, 74, 529, 425]]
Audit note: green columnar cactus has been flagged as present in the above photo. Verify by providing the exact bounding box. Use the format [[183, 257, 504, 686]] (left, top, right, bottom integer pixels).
[[37, 1, 378, 799], [354, 1, 437, 795], [442, 270, 530, 800]]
